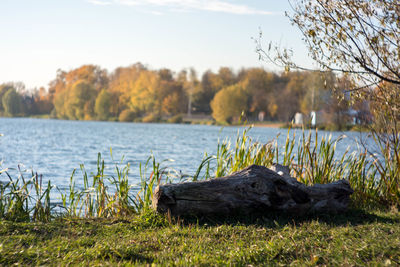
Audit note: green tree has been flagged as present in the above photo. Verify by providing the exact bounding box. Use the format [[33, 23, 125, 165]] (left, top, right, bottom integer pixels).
[[210, 84, 248, 123], [64, 81, 96, 120], [95, 89, 111, 120], [118, 109, 137, 122], [2, 88, 22, 116], [0, 84, 13, 113], [53, 90, 68, 119]]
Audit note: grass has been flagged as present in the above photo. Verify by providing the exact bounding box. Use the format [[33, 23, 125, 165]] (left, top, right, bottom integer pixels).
[[0, 209, 399, 265]]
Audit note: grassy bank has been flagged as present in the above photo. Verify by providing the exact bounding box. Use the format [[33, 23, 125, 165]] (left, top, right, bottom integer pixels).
[[1, 126, 399, 265], [1, 209, 399, 265]]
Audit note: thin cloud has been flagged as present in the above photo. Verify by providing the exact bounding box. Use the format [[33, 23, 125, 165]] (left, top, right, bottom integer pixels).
[[88, 0, 273, 15], [115, 0, 140, 6], [200, 1, 272, 15], [87, 0, 112, 5]]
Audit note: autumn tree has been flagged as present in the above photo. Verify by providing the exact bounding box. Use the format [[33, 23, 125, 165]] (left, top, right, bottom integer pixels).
[[177, 68, 199, 116], [193, 69, 230, 113], [95, 89, 112, 120], [370, 81, 400, 133], [157, 69, 187, 116], [2, 88, 22, 116], [258, 1, 400, 85], [162, 92, 186, 115], [128, 70, 159, 115], [108, 64, 161, 118], [50, 65, 108, 120], [210, 83, 248, 123], [218, 67, 237, 87], [274, 72, 310, 121], [64, 65, 108, 92], [239, 68, 277, 118], [109, 63, 146, 116], [48, 69, 67, 103], [20, 87, 54, 115], [35, 87, 54, 114], [256, 0, 400, 131]]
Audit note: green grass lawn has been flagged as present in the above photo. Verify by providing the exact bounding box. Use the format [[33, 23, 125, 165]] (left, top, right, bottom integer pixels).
[[1, 209, 399, 266]]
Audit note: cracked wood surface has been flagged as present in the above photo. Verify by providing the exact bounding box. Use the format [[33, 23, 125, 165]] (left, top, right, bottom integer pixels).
[[152, 165, 353, 217]]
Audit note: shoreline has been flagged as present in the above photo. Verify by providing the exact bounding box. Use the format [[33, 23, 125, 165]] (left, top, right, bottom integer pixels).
[[248, 122, 285, 128], [0, 116, 369, 132]]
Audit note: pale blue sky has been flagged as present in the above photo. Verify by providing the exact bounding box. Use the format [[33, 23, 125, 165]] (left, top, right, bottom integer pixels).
[[0, 0, 311, 89]]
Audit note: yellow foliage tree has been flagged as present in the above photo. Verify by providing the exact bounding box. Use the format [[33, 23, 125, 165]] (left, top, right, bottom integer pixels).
[[95, 89, 112, 121], [62, 80, 96, 120], [50, 65, 108, 120], [129, 71, 159, 115], [211, 84, 248, 123], [109, 64, 145, 112], [162, 91, 185, 115]]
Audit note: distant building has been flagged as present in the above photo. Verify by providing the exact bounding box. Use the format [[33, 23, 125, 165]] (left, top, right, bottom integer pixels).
[[310, 111, 316, 127], [346, 108, 373, 125], [258, 111, 265, 122], [294, 112, 303, 125]]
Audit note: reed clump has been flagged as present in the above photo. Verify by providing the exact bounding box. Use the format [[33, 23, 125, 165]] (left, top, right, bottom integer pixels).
[[0, 127, 399, 222], [0, 167, 52, 222], [212, 127, 399, 209]]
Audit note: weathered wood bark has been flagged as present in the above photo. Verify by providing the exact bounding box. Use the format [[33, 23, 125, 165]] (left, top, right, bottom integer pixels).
[[152, 165, 354, 217]]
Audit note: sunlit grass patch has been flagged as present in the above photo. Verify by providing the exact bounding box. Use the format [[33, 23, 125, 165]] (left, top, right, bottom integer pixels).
[[0, 209, 398, 266]]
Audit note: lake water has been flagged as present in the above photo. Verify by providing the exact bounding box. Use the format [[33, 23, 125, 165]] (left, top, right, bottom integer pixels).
[[0, 118, 372, 200]]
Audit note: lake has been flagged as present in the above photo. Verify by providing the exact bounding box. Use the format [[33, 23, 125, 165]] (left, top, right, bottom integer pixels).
[[0, 118, 372, 199]]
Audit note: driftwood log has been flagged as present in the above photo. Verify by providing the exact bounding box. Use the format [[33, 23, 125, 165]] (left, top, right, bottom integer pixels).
[[152, 164, 353, 217]]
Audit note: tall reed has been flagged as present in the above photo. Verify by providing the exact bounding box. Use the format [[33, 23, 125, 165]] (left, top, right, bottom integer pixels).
[[0, 167, 53, 222], [212, 127, 399, 209], [134, 155, 171, 211], [60, 153, 137, 217], [214, 126, 276, 177]]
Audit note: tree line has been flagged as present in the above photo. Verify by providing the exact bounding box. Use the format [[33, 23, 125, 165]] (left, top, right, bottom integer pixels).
[[0, 63, 371, 128]]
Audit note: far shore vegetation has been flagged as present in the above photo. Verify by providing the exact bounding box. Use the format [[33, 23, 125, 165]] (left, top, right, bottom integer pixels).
[[1, 64, 371, 130]]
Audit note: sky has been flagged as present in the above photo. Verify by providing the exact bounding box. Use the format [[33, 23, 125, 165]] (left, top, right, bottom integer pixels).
[[0, 0, 311, 90]]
